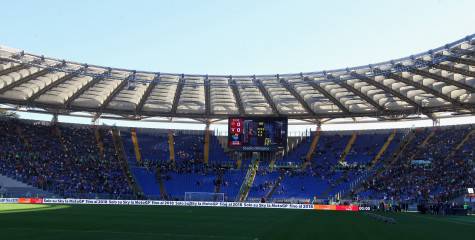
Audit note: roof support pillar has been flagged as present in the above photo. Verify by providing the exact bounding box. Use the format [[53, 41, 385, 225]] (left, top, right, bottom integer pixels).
[[171, 74, 184, 115], [136, 73, 159, 115], [279, 74, 316, 116], [229, 75, 245, 116], [204, 75, 211, 117], [303, 75, 351, 115], [254, 75, 279, 115]]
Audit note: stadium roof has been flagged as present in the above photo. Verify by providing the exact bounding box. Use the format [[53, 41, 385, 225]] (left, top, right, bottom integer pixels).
[[0, 34, 475, 123]]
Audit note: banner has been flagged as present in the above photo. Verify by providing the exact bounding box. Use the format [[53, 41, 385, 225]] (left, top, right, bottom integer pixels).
[[41, 198, 314, 210], [314, 204, 360, 211], [335, 205, 359, 211], [18, 198, 43, 204], [0, 198, 18, 203], [314, 204, 336, 210], [0, 198, 366, 211]]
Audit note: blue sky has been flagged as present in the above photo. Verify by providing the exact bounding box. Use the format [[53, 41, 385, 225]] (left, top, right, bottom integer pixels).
[[1, 0, 474, 75]]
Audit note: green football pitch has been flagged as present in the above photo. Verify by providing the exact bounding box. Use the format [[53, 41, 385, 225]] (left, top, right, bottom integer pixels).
[[0, 204, 474, 240]]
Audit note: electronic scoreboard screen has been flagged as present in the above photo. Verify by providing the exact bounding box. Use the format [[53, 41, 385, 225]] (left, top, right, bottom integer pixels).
[[228, 117, 288, 151]]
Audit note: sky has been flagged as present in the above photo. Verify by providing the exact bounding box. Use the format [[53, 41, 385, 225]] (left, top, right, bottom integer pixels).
[[2, 0, 475, 75], [2, 0, 475, 130]]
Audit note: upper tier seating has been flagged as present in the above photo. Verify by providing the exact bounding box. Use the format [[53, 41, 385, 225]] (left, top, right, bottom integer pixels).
[[1, 117, 473, 203]]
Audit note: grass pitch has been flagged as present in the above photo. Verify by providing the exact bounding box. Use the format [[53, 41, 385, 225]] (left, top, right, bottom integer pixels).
[[0, 204, 474, 240]]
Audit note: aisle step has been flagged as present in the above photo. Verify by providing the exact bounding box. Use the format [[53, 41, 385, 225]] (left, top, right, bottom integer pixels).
[[130, 128, 143, 165], [339, 132, 358, 163], [303, 129, 321, 168], [370, 129, 397, 167], [236, 154, 260, 202], [168, 130, 175, 164]]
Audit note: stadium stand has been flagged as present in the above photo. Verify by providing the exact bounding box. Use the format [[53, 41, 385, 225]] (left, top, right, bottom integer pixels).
[[358, 125, 475, 202], [0, 119, 133, 199], [0, 34, 474, 208], [2, 116, 472, 205]]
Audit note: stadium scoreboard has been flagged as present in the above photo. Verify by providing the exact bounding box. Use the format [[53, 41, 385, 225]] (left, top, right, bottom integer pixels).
[[228, 117, 288, 151]]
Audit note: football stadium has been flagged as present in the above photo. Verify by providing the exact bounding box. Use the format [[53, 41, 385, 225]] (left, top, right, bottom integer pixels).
[[1, 1, 475, 239]]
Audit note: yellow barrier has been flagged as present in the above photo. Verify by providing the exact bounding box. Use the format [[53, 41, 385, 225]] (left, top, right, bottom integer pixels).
[[168, 130, 175, 163], [204, 125, 210, 164], [339, 132, 358, 163], [305, 129, 321, 164], [94, 127, 105, 158], [371, 129, 397, 166], [130, 128, 142, 164]]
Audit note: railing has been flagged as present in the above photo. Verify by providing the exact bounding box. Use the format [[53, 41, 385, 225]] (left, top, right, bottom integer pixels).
[[370, 129, 397, 167], [130, 128, 143, 165], [54, 125, 68, 153], [344, 128, 413, 198], [111, 128, 143, 199], [236, 154, 260, 202], [167, 130, 175, 164], [339, 132, 358, 163], [94, 127, 105, 158], [155, 166, 168, 200], [445, 128, 475, 160], [264, 171, 285, 201], [303, 129, 321, 168], [204, 126, 210, 164], [15, 124, 31, 150]]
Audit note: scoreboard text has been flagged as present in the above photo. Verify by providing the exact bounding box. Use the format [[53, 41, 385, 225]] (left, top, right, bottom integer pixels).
[[227, 117, 287, 151]]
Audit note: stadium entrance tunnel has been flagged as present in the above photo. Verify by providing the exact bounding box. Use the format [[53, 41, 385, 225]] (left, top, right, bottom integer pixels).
[[0, 204, 70, 214]]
